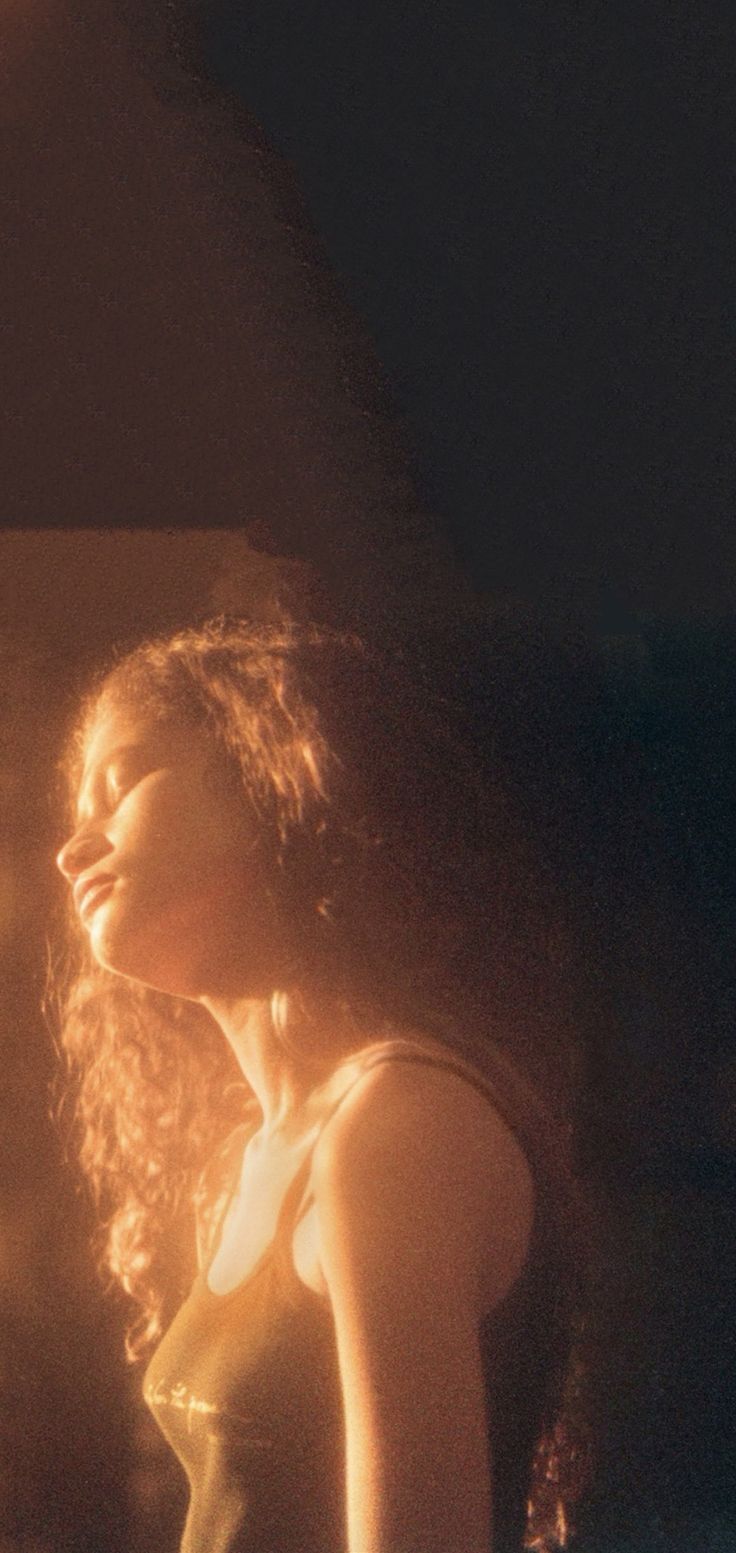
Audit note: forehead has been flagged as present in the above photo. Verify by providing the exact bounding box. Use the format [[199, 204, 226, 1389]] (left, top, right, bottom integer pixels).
[[82, 703, 171, 773]]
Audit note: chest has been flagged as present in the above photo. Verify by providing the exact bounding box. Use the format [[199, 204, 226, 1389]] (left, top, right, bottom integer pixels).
[[206, 1145, 328, 1300]]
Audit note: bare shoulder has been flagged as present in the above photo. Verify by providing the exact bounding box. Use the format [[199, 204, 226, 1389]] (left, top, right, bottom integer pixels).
[[311, 1055, 536, 1319]]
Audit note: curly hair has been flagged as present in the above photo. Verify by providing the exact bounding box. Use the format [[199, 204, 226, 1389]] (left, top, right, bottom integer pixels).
[[49, 613, 596, 1547]]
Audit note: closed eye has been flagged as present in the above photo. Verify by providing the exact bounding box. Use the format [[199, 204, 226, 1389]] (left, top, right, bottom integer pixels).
[[103, 748, 160, 813], [76, 740, 164, 827], [106, 760, 156, 811]]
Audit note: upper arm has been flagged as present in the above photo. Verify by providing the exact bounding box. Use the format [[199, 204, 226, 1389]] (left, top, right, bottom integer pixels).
[[310, 1061, 534, 1553]]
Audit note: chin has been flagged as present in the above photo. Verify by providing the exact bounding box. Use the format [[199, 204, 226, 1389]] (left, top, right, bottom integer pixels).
[[88, 914, 203, 1000], [92, 943, 204, 1002]]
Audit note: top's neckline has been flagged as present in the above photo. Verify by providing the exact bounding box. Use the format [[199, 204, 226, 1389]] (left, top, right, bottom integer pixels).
[[201, 1238, 277, 1301], [198, 1045, 402, 1302], [202, 1133, 320, 1301]]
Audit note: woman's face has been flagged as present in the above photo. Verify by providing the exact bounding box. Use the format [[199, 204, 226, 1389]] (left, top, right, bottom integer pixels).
[[56, 700, 287, 999]]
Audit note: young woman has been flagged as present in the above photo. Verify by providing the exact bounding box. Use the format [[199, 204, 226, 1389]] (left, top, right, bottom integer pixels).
[[53, 615, 590, 1553]]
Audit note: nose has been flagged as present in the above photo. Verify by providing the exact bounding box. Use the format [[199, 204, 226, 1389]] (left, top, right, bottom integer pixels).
[[56, 824, 112, 881]]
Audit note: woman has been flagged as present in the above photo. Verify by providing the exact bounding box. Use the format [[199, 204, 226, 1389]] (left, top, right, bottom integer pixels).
[[53, 615, 590, 1553]]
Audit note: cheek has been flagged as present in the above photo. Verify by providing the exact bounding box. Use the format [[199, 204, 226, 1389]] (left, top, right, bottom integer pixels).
[[130, 853, 249, 927], [123, 784, 249, 883], [94, 783, 265, 974]]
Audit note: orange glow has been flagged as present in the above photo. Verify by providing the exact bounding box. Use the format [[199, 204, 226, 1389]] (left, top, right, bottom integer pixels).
[[0, 863, 15, 942], [555, 1500, 569, 1546], [524, 1494, 568, 1550], [299, 740, 321, 789]]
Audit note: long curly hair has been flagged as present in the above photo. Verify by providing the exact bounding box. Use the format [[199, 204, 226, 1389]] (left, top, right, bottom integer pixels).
[[49, 613, 596, 1548]]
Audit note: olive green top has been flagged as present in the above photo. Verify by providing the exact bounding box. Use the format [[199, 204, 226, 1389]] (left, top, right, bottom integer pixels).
[[144, 1037, 563, 1553]]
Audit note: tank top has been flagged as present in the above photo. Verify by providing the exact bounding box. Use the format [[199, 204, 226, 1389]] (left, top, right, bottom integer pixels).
[[143, 1036, 565, 1553]]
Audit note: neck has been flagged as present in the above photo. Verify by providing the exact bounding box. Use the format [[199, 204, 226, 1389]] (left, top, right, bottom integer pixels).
[[199, 989, 356, 1142]]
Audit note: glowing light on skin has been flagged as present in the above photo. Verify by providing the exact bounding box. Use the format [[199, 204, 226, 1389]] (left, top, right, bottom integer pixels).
[[0, 863, 15, 941]]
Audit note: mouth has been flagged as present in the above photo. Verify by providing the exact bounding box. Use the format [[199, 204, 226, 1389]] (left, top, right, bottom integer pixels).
[[77, 876, 116, 924]]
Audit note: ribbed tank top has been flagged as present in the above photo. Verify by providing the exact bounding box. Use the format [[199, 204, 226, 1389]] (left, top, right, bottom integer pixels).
[[144, 1036, 565, 1553]]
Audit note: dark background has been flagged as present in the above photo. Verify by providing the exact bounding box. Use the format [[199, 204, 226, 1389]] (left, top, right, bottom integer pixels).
[[2, 0, 735, 1549], [201, 0, 734, 626]]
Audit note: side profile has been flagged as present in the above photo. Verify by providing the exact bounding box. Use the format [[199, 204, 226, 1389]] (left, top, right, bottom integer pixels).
[[53, 615, 589, 1553]]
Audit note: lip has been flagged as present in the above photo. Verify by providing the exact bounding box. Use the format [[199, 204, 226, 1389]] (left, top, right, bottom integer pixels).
[[74, 873, 117, 923]]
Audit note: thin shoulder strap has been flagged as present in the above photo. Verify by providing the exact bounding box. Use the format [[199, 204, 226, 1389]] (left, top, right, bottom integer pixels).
[[272, 1034, 521, 1257]]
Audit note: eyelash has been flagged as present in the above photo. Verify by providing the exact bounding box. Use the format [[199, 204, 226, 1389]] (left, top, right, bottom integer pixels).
[[105, 773, 128, 809]]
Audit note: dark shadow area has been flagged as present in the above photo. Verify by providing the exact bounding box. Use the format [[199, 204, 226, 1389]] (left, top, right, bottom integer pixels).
[[201, 0, 733, 622]]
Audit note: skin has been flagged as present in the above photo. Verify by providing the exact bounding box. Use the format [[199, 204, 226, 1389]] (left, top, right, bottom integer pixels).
[[57, 700, 535, 1553]]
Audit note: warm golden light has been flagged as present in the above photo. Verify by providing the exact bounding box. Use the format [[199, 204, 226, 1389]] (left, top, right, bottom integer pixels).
[[0, 863, 15, 942]]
